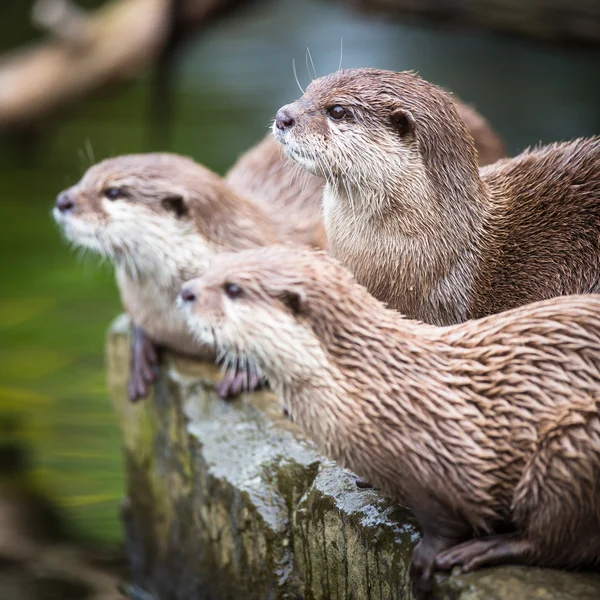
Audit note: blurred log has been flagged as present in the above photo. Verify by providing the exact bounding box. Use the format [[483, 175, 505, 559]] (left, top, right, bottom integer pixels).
[[0, 0, 249, 131], [347, 0, 600, 44]]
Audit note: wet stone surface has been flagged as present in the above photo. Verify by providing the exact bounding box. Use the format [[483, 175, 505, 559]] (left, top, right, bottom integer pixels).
[[107, 316, 600, 600]]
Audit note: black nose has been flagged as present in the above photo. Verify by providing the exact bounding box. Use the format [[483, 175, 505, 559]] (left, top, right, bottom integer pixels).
[[56, 191, 74, 213], [180, 284, 197, 303], [275, 108, 295, 131]]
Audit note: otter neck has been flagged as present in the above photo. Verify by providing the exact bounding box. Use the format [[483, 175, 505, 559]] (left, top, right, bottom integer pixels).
[[322, 168, 490, 326], [272, 311, 437, 471], [117, 230, 217, 292], [195, 189, 281, 253]]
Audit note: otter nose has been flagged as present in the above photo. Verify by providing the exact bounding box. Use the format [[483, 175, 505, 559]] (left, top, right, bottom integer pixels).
[[56, 191, 74, 213], [180, 283, 197, 304], [275, 108, 295, 131]]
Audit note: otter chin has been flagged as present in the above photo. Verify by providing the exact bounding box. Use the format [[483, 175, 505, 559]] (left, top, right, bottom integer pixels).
[[180, 244, 600, 598], [53, 147, 322, 401], [273, 68, 600, 328]]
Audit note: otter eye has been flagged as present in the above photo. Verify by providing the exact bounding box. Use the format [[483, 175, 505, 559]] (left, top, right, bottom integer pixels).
[[224, 282, 243, 299], [327, 105, 346, 121], [104, 187, 123, 200], [161, 195, 188, 218]]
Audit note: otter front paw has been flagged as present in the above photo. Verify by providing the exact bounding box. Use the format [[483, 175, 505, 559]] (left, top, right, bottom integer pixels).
[[216, 368, 265, 399], [129, 326, 159, 402]]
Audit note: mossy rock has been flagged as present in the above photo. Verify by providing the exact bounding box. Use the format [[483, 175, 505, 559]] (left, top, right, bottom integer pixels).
[[107, 315, 600, 600]]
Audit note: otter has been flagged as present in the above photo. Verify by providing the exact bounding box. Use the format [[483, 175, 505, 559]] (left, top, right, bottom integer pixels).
[[179, 244, 600, 598], [273, 68, 600, 326], [53, 152, 320, 401]]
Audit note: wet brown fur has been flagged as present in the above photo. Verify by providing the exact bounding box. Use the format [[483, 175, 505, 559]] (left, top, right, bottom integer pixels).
[[181, 244, 600, 590], [274, 68, 600, 325], [226, 135, 327, 248]]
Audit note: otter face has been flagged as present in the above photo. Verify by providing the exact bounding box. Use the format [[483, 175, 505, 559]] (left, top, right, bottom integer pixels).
[[53, 154, 212, 279], [272, 69, 423, 193], [178, 246, 335, 385]]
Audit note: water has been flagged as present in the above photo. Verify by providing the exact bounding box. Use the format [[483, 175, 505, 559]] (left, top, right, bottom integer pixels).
[[0, 0, 598, 545]]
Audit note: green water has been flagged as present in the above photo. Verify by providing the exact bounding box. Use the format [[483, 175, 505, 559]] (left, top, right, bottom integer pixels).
[[0, 0, 599, 545]]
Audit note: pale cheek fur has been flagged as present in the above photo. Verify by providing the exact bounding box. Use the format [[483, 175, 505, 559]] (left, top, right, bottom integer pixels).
[[102, 200, 214, 283], [181, 305, 217, 348], [53, 207, 108, 256], [220, 303, 330, 385], [282, 125, 329, 178]]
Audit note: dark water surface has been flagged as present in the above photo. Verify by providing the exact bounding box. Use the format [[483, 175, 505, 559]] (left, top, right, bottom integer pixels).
[[0, 0, 599, 544]]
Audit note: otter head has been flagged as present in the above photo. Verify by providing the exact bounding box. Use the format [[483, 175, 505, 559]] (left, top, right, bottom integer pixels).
[[52, 153, 223, 281], [273, 68, 480, 217], [179, 245, 379, 388]]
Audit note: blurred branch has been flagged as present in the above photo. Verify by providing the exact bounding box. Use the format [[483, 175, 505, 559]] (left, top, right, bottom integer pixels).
[[32, 0, 91, 48], [348, 0, 600, 45], [0, 0, 251, 131]]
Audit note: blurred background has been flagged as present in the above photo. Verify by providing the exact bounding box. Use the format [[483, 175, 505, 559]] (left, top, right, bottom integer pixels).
[[0, 0, 599, 596]]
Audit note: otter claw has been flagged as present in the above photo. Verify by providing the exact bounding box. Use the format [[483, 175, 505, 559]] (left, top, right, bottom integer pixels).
[[216, 369, 265, 400], [355, 477, 374, 489], [129, 326, 159, 402]]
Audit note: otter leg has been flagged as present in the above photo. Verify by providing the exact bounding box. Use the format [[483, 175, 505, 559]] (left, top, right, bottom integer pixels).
[[129, 326, 159, 402], [410, 507, 471, 600], [411, 533, 465, 600], [435, 533, 534, 572]]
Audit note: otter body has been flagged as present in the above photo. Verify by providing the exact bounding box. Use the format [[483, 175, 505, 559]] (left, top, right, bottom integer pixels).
[[274, 68, 600, 325], [476, 139, 600, 316], [180, 245, 600, 597]]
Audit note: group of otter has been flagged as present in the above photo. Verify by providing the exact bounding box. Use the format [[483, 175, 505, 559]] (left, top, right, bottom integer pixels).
[[54, 68, 600, 598]]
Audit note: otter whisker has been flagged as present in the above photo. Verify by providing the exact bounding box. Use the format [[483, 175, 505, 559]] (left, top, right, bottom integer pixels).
[[241, 353, 249, 393], [217, 349, 230, 376], [338, 38, 343, 72], [306, 47, 317, 80], [292, 58, 305, 94], [287, 159, 313, 198], [77, 147, 88, 174], [224, 349, 236, 377], [84, 138, 96, 166]]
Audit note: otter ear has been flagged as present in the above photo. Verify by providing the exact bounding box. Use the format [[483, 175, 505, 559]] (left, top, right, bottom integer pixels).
[[279, 288, 307, 314], [390, 107, 416, 138], [161, 195, 188, 218]]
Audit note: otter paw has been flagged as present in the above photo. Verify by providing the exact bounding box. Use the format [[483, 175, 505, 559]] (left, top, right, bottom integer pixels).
[[435, 534, 532, 573], [216, 369, 265, 400], [128, 327, 159, 402]]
